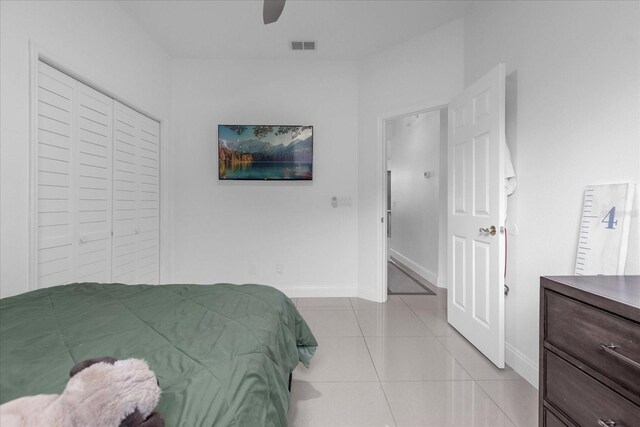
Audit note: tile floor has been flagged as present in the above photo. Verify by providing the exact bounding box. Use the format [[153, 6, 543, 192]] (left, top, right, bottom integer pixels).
[[288, 294, 538, 427]]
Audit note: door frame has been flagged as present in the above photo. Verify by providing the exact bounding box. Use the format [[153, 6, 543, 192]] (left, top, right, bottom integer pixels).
[[375, 98, 450, 302]]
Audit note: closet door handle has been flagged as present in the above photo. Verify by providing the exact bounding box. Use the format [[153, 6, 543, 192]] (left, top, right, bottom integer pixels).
[[600, 344, 640, 370]]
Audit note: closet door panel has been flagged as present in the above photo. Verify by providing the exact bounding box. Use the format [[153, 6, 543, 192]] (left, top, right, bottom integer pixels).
[[137, 116, 160, 283], [76, 83, 113, 282], [36, 63, 76, 288], [38, 101, 70, 124], [38, 126, 71, 150], [112, 102, 140, 283], [113, 236, 138, 283], [111, 103, 160, 284]]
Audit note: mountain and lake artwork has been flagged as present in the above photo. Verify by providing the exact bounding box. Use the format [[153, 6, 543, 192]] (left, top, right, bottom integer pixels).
[[218, 125, 313, 180]]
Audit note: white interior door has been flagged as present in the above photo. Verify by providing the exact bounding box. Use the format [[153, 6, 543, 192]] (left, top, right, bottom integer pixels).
[[447, 64, 506, 368]]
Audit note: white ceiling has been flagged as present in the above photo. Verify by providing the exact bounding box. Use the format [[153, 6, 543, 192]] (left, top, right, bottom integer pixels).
[[118, 0, 471, 60]]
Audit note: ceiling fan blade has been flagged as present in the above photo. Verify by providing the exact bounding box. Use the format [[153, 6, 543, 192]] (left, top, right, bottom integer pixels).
[[263, 0, 286, 24]]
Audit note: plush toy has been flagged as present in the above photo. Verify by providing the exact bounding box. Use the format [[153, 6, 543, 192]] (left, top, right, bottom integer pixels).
[[0, 357, 164, 427]]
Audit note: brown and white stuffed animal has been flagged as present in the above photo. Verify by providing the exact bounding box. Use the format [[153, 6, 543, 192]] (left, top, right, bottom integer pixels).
[[0, 357, 164, 427]]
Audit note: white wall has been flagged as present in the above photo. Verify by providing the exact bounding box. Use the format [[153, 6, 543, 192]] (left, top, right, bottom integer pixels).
[[357, 19, 464, 299], [465, 1, 640, 386], [388, 110, 442, 284], [0, 1, 171, 298], [169, 59, 359, 296]]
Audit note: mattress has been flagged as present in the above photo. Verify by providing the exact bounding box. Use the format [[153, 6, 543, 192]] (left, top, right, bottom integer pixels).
[[0, 283, 317, 426]]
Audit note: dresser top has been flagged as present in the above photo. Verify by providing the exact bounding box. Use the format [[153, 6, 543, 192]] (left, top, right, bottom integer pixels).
[[542, 276, 640, 320]]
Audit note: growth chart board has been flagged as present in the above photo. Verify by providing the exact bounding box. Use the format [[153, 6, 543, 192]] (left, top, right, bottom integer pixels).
[[575, 183, 636, 275]]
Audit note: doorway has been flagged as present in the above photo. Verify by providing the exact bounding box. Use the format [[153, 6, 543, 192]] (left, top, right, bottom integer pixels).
[[383, 105, 447, 296]]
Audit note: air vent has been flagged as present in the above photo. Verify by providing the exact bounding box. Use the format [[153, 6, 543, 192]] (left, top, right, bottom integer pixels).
[[291, 41, 316, 51]]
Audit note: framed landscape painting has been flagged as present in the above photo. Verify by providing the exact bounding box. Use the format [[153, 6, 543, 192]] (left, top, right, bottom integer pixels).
[[218, 125, 313, 180]]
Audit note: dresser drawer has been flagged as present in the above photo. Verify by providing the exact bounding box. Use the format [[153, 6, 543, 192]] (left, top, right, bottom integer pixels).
[[543, 408, 567, 427], [545, 350, 640, 426], [545, 289, 640, 397]]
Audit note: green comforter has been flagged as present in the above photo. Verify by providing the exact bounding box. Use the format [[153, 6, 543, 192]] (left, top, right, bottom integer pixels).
[[0, 283, 317, 426]]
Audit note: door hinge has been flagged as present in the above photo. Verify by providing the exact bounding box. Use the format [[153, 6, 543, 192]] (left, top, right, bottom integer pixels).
[[504, 284, 510, 296], [381, 217, 384, 223]]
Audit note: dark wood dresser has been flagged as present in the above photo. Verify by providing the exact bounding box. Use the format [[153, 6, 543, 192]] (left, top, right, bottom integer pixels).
[[540, 276, 640, 427]]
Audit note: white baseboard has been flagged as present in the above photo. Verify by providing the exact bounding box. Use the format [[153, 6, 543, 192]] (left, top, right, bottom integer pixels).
[[357, 286, 383, 302], [278, 286, 358, 299], [436, 276, 448, 289], [390, 249, 438, 285], [506, 342, 539, 389]]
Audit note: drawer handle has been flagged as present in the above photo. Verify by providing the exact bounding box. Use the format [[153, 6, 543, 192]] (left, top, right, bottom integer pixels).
[[597, 420, 615, 427], [600, 344, 640, 370]]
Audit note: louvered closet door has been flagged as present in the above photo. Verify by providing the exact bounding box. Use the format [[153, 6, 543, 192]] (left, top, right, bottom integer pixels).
[[36, 63, 76, 287], [76, 83, 113, 282], [136, 115, 160, 283], [35, 62, 160, 288], [112, 102, 160, 284], [36, 63, 114, 287], [112, 103, 139, 283]]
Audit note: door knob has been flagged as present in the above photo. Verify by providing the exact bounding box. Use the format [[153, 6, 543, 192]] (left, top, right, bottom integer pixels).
[[479, 225, 496, 236]]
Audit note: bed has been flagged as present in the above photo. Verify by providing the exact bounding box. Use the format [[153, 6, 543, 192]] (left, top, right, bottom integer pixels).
[[0, 282, 317, 426]]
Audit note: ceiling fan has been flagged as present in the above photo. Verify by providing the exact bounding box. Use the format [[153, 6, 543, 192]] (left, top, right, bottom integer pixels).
[[263, 0, 286, 24]]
